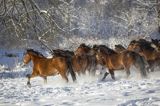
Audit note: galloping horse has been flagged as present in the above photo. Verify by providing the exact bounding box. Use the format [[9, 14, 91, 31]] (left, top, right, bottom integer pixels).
[[72, 43, 97, 75], [127, 39, 160, 72], [23, 49, 76, 87], [93, 45, 147, 80]]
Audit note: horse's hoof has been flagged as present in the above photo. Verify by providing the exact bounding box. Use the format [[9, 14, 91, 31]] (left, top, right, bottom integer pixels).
[[27, 82, 31, 88]]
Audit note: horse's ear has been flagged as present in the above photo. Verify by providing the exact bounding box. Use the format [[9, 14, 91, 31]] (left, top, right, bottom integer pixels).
[[115, 45, 118, 48]]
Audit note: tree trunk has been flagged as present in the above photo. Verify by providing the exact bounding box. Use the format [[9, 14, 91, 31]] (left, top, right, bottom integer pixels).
[[156, 0, 160, 33]]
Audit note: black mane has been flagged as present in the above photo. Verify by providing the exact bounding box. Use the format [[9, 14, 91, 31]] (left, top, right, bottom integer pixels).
[[26, 49, 44, 57], [94, 45, 116, 54]]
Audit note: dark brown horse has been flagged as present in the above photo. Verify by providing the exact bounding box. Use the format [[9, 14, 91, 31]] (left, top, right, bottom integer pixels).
[[127, 39, 160, 72], [23, 49, 76, 87], [72, 43, 97, 76], [93, 45, 147, 80]]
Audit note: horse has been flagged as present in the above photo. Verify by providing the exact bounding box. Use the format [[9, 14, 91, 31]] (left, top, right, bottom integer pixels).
[[72, 43, 97, 76], [23, 49, 76, 87], [93, 45, 147, 80], [127, 39, 160, 72]]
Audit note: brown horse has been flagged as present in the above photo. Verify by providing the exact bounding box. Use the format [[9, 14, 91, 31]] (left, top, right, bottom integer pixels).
[[127, 39, 160, 72], [72, 43, 97, 76], [23, 49, 76, 87], [93, 45, 147, 80], [52, 47, 97, 76]]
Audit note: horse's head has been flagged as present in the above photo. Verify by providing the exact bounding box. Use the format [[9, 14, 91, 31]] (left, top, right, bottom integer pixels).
[[92, 45, 109, 65], [132, 42, 143, 53], [23, 49, 44, 64], [128, 40, 142, 52], [128, 40, 137, 51], [23, 49, 32, 64], [151, 39, 160, 51], [74, 43, 91, 56], [94, 48, 106, 66]]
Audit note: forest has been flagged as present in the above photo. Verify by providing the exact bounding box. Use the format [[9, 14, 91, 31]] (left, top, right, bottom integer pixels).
[[0, 0, 159, 50]]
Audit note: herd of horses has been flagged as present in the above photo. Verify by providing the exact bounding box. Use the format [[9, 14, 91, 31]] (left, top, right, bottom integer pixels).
[[23, 38, 160, 87]]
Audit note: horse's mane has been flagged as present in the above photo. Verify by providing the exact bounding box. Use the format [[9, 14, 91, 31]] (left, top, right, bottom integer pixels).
[[137, 39, 155, 51], [52, 49, 74, 57], [27, 49, 45, 57], [130, 40, 137, 44], [129, 39, 155, 51], [152, 39, 160, 45], [115, 44, 126, 49], [96, 45, 117, 54], [79, 43, 91, 49]]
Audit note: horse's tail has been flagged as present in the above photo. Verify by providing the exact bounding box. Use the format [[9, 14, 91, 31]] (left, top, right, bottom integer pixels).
[[133, 52, 147, 78], [67, 57, 76, 82]]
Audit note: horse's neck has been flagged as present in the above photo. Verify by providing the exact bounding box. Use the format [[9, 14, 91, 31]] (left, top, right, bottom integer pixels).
[[30, 55, 44, 62]]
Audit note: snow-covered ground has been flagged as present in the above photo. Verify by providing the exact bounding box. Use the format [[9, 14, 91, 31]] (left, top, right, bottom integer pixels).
[[0, 66, 160, 106], [0, 37, 160, 106]]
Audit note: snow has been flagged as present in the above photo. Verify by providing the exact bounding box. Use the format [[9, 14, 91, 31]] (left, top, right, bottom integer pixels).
[[0, 39, 160, 106], [0, 64, 160, 106]]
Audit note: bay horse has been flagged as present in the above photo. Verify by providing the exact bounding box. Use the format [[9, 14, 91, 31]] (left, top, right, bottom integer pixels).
[[72, 43, 97, 76], [23, 49, 76, 87], [127, 39, 160, 72], [93, 45, 147, 80]]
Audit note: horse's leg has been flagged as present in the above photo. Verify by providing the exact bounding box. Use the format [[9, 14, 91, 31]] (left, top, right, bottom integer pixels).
[[102, 71, 109, 81], [124, 67, 130, 78], [148, 61, 154, 72], [43, 76, 47, 84], [26, 70, 38, 87], [109, 69, 115, 80], [126, 68, 130, 78], [26, 74, 32, 87], [62, 74, 69, 82], [59, 71, 69, 82]]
